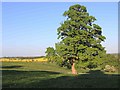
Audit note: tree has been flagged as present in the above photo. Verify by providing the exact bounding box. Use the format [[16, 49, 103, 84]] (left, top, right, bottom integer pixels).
[[45, 47, 56, 63], [55, 4, 106, 74]]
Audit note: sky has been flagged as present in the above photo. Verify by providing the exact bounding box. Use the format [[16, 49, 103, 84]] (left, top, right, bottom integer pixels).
[[2, 2, 118, 57], [1, 0, 119, 2]]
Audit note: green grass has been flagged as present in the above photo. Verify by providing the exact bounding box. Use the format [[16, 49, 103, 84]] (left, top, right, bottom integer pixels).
[[1, 62, 71, 73], [1, 62, 120, 88]]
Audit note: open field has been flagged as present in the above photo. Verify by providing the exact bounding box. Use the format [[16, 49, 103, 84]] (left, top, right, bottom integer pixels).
[[1, 61, 120, 88], [0, 57, 47, 62]]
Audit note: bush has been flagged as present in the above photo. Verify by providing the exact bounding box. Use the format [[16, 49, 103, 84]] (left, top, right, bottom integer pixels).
[[104, 65, 116, 72], [99, 54, 119, 70]]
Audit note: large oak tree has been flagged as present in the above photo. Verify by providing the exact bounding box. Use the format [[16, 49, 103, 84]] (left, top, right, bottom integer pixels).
[[46, 4, 106, 74], [55, 4, 106, 74]]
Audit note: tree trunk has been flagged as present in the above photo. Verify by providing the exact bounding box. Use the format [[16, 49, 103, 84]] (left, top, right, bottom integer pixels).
[[72, 63, 77, 75]]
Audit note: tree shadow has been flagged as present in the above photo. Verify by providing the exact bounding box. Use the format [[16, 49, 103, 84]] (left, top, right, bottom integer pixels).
[[1, 66, 23, 69], [2, 70, 120, 88], [2, 70, 62, 88], [31, 70, 119, 88], [2, 70, 61, 76]]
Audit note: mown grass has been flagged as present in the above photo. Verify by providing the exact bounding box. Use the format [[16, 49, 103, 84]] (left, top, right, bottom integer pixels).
[[1, 62, 120, 88]]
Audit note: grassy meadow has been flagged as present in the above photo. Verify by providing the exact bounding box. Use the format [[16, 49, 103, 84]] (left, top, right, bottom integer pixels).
[[1, 56, 120, 88]]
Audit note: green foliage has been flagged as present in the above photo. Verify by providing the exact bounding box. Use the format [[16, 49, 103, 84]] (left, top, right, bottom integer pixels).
[[55, 4, 106, 69], [45, 47, 57, 63], [99, 54, 119, 70], [87, 62, 97, 69], [45, 4, 108, 70]]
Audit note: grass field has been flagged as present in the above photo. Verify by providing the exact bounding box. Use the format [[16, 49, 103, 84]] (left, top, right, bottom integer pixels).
[[0, 57, 47, 62], [1, 61, 119, 88]]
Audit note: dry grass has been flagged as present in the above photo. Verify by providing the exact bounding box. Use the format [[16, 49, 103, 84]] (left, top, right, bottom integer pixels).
[[0, 58, 48, 62]]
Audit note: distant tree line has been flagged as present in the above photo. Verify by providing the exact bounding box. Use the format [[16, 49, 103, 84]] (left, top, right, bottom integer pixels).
[[3, 56, 45, 59]]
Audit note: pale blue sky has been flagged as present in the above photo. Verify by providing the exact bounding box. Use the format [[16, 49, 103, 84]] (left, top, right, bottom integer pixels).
[[2, 2, 118, 57], [1, 0, 119, 2]]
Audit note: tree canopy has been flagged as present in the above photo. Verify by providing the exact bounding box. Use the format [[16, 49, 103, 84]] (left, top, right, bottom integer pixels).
[[46, 4, 106, 74]]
